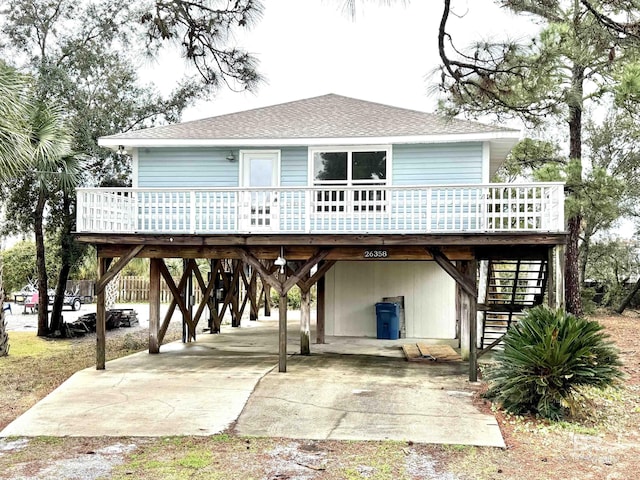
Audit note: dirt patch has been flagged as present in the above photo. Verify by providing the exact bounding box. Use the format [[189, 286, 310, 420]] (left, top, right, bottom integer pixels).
[[433, 310, 640, 480]]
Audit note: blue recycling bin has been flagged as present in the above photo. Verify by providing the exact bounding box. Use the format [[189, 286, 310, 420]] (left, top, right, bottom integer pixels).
[[375, 302, 400, 340]]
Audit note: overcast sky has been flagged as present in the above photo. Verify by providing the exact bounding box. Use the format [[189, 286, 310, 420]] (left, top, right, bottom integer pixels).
[[141, 0, 540, 122]]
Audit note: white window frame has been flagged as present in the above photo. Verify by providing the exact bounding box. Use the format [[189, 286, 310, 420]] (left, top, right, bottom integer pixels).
[[240, 149, 281, 188], [308, 145, 392, 186], [308, 145, 392, 215]]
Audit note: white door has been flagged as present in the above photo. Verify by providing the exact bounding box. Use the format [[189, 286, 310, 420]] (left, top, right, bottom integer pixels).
[[240, 151, 280, 231]]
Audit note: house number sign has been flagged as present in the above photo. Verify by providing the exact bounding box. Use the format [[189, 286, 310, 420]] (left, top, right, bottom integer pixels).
[[363, 249, 388, 258]]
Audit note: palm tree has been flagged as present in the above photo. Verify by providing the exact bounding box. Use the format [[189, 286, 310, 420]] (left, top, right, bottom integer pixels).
[[27, 102, 79, 336], [0, 61, 80, 337], [0, 61, 32, 355], [0, 62, 31, 179]]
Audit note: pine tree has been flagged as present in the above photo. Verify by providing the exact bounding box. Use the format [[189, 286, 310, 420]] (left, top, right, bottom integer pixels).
[[437, 0, 640, 315]]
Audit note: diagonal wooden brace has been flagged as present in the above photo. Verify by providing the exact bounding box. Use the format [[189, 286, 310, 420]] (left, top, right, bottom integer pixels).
[[427, 247, 477, 298], [95, 245, 144, 295]]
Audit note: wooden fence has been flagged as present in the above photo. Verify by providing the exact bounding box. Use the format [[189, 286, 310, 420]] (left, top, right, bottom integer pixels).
[[116, 276, 209, 303], [66, 277, 207, 304]]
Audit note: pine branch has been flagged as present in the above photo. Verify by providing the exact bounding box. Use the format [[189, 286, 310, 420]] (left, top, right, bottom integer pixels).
[[580, 0, 640, 40]]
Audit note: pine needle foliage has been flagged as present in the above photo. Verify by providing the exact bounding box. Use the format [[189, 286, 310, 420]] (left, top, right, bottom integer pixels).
[[484, 306, 623, 420]]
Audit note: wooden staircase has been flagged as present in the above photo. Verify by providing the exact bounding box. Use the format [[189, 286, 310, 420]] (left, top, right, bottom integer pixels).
[[480, 259, 548, 350]]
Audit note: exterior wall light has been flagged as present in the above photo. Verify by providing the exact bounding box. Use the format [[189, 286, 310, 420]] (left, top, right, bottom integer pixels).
[[275, 246, 287, 274], [226, 151, 236, 162]]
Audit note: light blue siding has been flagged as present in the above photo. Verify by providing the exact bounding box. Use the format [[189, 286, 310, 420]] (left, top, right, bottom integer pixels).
[[136, 143, 482, 188], [392, 143, 483, 185], [138, 147, 239, 187], [280, 147, 308, 186]]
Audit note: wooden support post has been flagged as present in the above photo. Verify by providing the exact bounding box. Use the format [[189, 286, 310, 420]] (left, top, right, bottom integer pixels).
[[231, 260, 241, 327], [557, 245, 566, 310], [547, 246, 556, 309], [185, 259, 194, 342], [279, 292, 288, 372], [300, 274, 311, 355], [264, 282, 272, 316], [149, 258, 161, 354], [209, 259, 217, 332], [457, 260, 479, 382], [459, 265, 470, 361], [249, 267, 258, 321], [96, 257, 108, 370], [261, 262, 274, 317], [469, 278, 478, 382], [316, 270, 325, 344], [462, 260, 478, 382]]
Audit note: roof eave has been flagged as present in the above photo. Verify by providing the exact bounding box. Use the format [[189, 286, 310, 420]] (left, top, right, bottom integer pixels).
[[98, 130, 521, 149]]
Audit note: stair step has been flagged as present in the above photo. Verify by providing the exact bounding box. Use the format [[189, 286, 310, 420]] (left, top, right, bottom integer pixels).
[[482, 259, 547, 353]]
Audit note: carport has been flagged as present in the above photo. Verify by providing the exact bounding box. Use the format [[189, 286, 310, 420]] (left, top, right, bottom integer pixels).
[[0, 316, 504, 447]]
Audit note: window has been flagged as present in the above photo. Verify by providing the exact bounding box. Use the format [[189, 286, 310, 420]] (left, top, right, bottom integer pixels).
[[311, 147, 389, 212]]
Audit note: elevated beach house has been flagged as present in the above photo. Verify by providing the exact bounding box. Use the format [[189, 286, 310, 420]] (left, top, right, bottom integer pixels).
[[77, 94, 566, 380]]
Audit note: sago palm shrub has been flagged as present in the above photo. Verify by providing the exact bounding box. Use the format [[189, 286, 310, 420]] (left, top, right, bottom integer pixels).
[[484, 306, 623, 420]]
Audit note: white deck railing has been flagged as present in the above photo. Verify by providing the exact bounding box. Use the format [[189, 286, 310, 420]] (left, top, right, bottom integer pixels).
[[75, 183, 565, 235]]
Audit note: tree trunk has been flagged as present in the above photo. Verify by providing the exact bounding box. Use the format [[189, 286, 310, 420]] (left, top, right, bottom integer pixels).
[[49, 263, 70, 333], [565, 216, 583, 315], [0, 288, 9, 357], [49, 192, 75, 333], [616, 277, 640, 314], [35, 190, 49, 336], [578, 226, 593, 287], [565, 64, 585, 317]]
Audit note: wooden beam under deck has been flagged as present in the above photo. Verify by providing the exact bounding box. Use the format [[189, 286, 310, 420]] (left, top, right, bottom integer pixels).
[[78, 232, 567, 249], [96, 244, 478, 261]]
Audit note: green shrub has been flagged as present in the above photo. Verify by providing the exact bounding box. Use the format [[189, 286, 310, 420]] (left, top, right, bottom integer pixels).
[[580, 286, 597, 315], [269, 286, 316, 309], [484, 306, 623, 420]]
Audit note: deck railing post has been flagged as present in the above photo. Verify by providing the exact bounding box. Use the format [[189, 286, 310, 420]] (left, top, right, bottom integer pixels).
[[556, 184, 565, 231], [426, 187, 432, 233], [305, 189, 312, 233], [190, 190, 197, 233]]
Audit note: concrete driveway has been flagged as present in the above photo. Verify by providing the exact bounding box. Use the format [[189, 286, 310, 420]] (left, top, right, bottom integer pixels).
[[0, 317, 504, 447]]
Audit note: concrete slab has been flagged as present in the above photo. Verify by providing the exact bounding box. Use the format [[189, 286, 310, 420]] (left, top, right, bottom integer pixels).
[[1, 334, 279, 437], [235, 354, 504, 447], [1, 316, 504, 447]]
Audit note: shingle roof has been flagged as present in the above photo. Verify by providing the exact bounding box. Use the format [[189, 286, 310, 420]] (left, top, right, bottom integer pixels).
[[100, 94, 516, 142]]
